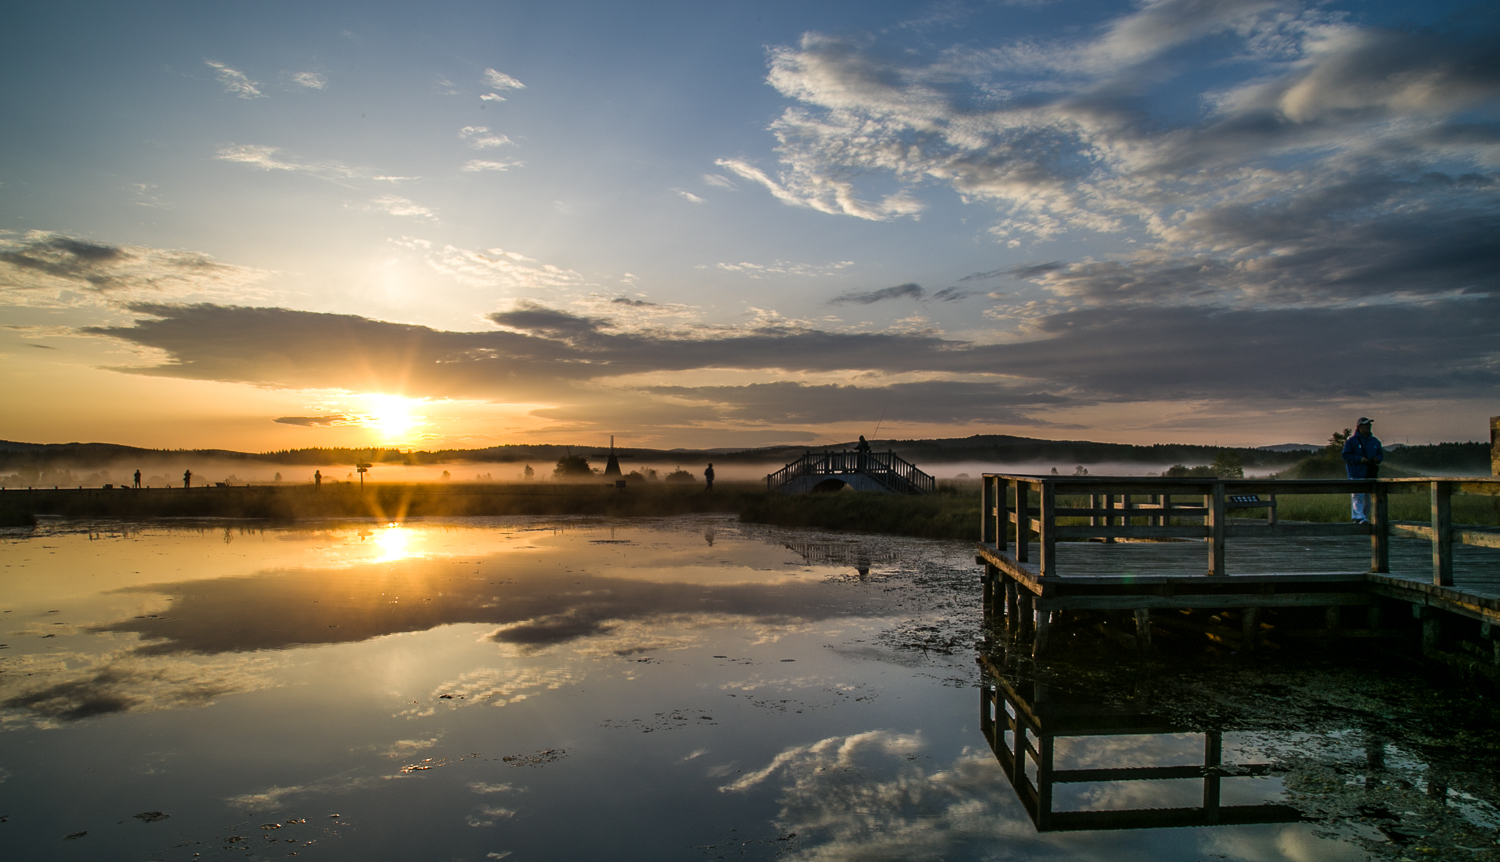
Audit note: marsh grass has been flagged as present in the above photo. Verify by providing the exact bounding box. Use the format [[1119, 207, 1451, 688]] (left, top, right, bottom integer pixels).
[[4, 479, 1494, 539], [0, 482, 758, 523]]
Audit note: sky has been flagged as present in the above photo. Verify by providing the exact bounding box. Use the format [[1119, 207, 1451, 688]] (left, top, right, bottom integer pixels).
[[1, 0, 1497, 452]]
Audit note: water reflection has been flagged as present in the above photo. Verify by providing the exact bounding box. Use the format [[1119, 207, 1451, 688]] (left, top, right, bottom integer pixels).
[[980, 665, 1302, 831], [975, 633, 1500, 858], [3, 517, 1497, 862]]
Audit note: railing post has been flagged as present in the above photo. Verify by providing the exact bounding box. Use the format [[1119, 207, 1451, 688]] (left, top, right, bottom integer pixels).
[[1038, 479, 1056, 577], [982, 477, 996, 546], [1370, 482, 1389, 574], [1103, 493, 1117, 544], [1207, 482, 1226, 576], [1014, 480, 1029, 563], [1431, 480, 1453, 587]]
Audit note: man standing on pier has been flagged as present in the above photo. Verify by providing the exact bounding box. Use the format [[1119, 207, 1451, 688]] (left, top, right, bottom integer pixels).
[[1342, 417, 1384, 523]]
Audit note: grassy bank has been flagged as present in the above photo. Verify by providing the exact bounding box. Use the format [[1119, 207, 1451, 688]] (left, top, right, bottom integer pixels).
[[0, 482, 759, 523], [0, 481, 985, 540], [3, 480, 1495, 537]]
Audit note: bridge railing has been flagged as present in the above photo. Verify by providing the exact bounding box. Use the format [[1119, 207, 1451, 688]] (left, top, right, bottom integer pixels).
[[980, 473, 1500, 584], [767, 449, 936, 494]]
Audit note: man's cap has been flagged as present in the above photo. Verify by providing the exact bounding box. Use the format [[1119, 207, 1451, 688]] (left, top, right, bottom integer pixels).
[[1356, 417, 1373, 426]]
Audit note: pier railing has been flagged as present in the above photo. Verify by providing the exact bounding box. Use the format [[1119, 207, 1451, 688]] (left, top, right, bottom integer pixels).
[[981, 473, 1500, 586], [767, 449, 936, 494]]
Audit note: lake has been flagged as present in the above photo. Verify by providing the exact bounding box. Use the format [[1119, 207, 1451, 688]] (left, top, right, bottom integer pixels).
[[1, 515, 1495, 861]]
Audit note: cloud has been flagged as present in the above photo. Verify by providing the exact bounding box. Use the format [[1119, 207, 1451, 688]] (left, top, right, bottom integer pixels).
[[77, 290, 1500, 431], [480, 93, 507, 102], [732, 10, 1500, 311], [422, 244, 584, 291], [483, 69, 526, 90], [273, 415, 350, 427], [672, 189, 707, 203], [459, 127, 514, 149], [929, 287, 980, 302], [489, 301, 605, 338], [0, 232, 268, 307], [715, 158, 925, 221], [830, 283, 924, 305], [369, 195, 437, 220], [291, 71, 326, 90], [215, 144, 368, 184], [714, 259, 854, 278], [703, 174, 738, 190], [960, 263, 1062, 283], [611, 297, 657, 307], [462, 159, 522, 172], [204, 60, 261, 98]]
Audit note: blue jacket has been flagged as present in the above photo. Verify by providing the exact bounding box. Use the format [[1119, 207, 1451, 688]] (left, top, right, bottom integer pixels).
[[1342, 432, 1384, 479]]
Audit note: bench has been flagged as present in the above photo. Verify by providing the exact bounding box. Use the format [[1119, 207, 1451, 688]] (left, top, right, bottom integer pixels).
[[1226, 493, 1278, 525]]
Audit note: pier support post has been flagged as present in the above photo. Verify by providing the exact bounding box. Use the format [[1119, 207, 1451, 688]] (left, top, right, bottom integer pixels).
[[1431, 481, 1453, 587], [1005, 580, 1019, 634], [983, 564, 996, 618], [1241, 607, 1259, 651], [1017, 590, 1035, 643], [1033, 609, 1052, 659], [1417, 606, 1441, 653], [1207, 482, 1226, 576], [1134, 608, 1153, 652], [1325, 605, 1341, 632]]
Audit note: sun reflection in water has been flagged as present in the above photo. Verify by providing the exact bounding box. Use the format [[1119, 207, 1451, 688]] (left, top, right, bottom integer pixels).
[[372, 523, 417, 562]]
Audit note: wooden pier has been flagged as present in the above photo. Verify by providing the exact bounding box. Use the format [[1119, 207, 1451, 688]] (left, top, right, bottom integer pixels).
[[976, 474, 1500, 675]]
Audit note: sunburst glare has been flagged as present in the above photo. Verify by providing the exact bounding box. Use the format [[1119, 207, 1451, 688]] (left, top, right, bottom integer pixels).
[[361, 394, 423, 442]]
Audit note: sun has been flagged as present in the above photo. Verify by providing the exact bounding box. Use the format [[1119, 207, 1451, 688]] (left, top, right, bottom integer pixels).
[[362, 394, 422, 442]]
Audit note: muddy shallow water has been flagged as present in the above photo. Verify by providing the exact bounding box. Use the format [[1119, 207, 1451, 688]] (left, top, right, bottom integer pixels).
[[0, 515, 1495, 861]]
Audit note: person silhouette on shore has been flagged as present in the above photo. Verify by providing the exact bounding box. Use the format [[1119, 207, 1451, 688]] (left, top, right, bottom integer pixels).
[[704, 463, 715, 492], [314, 470, 322, 489], [183, 469, 192, 489], [133, 469, 141, 489]]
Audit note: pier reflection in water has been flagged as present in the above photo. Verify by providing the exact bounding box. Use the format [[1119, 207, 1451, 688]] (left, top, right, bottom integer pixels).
[[976, 620, 1500, 857], [981, 669, 1300, 832]]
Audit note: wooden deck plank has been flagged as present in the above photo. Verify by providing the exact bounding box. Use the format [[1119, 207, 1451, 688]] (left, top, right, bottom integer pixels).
[[976, 532, 1500, 614]]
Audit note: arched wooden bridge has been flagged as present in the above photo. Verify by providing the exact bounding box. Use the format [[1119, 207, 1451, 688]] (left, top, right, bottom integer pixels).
[[766, 449, 936, 495]]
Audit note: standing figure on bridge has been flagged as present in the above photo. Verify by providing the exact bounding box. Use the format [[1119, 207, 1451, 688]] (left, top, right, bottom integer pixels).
[[856, 435, 871, 472], [133, 469, 141, 489], [704, 463, 715, 492], [1342, 417, 1383, 523], [182, 469, 192, 489]]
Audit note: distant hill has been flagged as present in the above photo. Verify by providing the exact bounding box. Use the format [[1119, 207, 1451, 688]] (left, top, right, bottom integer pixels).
[[0, 435, 1488, 476]]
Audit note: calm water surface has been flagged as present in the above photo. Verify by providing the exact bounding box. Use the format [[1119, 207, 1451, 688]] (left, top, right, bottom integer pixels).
[[0, 516, 1495, 861]]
